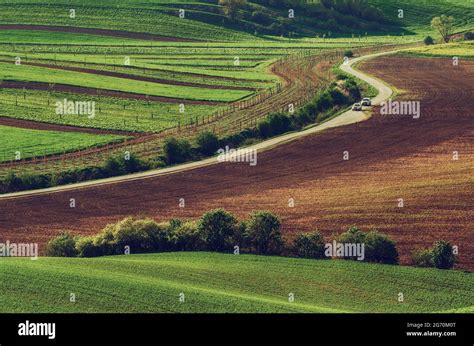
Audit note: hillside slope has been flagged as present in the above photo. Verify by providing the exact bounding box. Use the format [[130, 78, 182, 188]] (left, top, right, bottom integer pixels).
[[0, 0, 471, 40], [1, 252, 472, 313]]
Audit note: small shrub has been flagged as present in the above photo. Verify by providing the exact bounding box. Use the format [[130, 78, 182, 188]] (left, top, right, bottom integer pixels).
[[75, 236, 101, 258], [464, 32, 474, 40], [257, 112, 292, 138], [314, 91, 334, 112], [424, 36, 434, 45], [343, 78, 361, 100], [163, 137, 192, 164], [251, 10, 273, 26], [46, 232, 78, 257], [336, 226, 366, 244], [411, 248, 434, 267], [431, 240, 456, 269], [257, 119, 273, 138], [93, 226, 117, 256], [246, 211, 284, 255], [344, 50, 354, 58], [292, 231, 326, 259], [112, 217, 171, 254], [169, 221, 205, 251], [196, 131, 220, 156], [3, 173, 26, 192], [103, 154, 148, 176], [364, 230, 399, 264], [198, 209, 239, 252], [329, 87, 349, 105], [335, 226, 366, 260]]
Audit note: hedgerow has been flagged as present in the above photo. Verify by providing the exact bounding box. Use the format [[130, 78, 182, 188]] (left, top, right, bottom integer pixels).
[[43, 209, 447, 270]]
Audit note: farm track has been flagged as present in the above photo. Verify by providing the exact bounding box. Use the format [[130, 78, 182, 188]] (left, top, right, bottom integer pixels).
[[0, 59, 255, 91], [0, 24, 198, 42], [1, 56, 472, 270]]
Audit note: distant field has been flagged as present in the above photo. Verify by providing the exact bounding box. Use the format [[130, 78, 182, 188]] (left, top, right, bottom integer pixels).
[[0, 125, 126, 162], [0, 62, 252, 102], [367, 0, 474, 36], [0, 2, 255, 42], [0, 89, 221, 132], [401, 41, 474, 58], [0, 252, 472, 313]]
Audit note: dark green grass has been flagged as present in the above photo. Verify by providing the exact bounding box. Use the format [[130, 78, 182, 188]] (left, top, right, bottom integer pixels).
[[0, 125, 127, 162], [0, 252, 472, 313]]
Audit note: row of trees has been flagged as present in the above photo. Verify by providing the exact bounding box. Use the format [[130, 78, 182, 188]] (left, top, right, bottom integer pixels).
[[217, 0, 389, 35], [0, 154, 149, 193], [46, 209, 458, 269]]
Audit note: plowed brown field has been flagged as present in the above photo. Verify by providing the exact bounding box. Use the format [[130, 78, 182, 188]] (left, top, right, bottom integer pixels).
[[1, 56, 472, 269]]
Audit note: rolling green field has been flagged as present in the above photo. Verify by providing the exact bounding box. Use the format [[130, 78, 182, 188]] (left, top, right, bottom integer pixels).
[[367, 0, 473, 36], [0, 252, 472, 313], [0, 125, 126, 162]]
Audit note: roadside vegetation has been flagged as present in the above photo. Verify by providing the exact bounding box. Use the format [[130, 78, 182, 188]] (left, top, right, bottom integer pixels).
[[0, 74, 365, 194]]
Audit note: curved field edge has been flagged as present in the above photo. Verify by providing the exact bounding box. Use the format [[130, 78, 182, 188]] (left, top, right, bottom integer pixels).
[[0, 252, 472, 313]]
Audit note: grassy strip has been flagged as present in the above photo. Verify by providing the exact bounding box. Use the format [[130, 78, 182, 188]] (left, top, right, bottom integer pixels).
[[399, 41, 474, 58], [0, 88, 222, 132], [0, 125, 127, 162], [0, 252, 472, 313], [0, 62, 252, 102]]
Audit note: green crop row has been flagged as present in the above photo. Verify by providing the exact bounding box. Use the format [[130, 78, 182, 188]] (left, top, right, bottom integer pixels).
[[0, 88, 222, 132], [0, 125, 126, 162], [1, 252, 472, 313]]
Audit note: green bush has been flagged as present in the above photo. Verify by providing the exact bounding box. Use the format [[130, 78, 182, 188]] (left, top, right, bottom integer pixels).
[[329, 87, 349, 105], [343, 78, 361, 100], [111, 217, 171, 254], [431, 240, 456, 269], [169, 221, 205, 251], [464, 32, 474, 40], [92, 226, 117, 256], [258, 112, 292, 138], [75, 236, 101, 258], [246, 211, 284, 255], [336, 227, 399, 264], [292, 231, 326, 259], [424, 36, 435, 45], [314, 91, 334, 112], [198, 209, 239, 252], [196, 131, 220, 156], [103, 154, 148, 176], [163, 137, 193, 164], [344, 50, 354, 58], [251, 10, 273, 25], [336, 226, 366, 244], [46, 232, 78, 257], [2, 173, 26, 192], [411, 248, 434, 268], [364, 231, 399, 264]]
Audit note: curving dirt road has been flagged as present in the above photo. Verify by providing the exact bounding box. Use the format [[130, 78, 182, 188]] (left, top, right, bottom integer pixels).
[[0, 50, 394, 199], [1, 53, 472, 270]]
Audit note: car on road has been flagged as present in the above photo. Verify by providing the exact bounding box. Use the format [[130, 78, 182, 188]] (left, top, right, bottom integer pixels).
[[352, 103, 362, 111], [361, 97, 372, 106]]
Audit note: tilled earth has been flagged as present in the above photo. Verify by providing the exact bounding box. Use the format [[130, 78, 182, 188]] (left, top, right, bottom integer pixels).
[[1, 56, 472, 269]]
